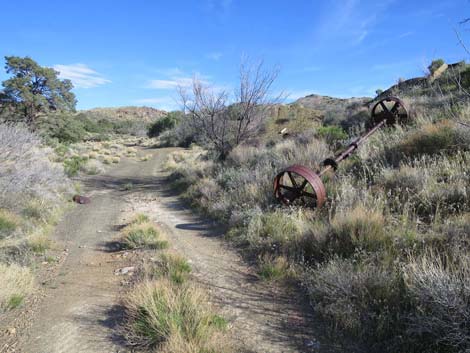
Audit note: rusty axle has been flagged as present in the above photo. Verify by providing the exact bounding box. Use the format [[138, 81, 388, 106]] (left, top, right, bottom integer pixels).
[[273, 96, 409, 208]]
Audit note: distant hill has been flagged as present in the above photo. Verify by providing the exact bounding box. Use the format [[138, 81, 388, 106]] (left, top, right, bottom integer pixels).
[[82, 106, 167, 123]]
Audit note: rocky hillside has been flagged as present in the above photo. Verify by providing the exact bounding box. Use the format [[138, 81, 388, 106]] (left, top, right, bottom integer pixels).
[[295, 94, 371, 115], [82, 106, 167, 123]]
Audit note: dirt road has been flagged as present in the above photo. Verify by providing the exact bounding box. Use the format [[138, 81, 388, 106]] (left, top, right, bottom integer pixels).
[[5, 147, 340, 353]]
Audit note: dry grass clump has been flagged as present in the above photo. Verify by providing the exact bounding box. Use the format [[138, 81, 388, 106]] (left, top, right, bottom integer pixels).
[[121, 221, 168, 250], [130, 213, 150, 224], [151, 252, 192, 284], [80, 159, 106, 175], [330, 206, 387, 255], [122, 213, 231, 352], [124, 279, 230, 352], [0, 263, 34, 311], [112, 156, 121, 164], [27, 233, 53, 254], [0, 209, 21, 239], [258, 255, 290, 281]]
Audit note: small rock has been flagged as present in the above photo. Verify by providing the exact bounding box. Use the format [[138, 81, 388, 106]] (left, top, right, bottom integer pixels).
[[114, 266, 135, 275], [7, 327, 16, 335]]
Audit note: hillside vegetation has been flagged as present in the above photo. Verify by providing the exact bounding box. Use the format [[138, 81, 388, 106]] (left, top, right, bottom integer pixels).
[[161, 59, 470, 352], [84, 106, 166, 123]]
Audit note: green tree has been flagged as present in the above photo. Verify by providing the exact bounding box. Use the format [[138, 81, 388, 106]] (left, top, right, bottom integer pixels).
[[0, 56, 76, 127], [148, 111, 182, 137], [428, 59, 445, 75]]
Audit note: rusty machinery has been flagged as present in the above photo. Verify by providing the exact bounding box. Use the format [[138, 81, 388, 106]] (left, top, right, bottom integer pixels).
[[273, 96, 409, 208]]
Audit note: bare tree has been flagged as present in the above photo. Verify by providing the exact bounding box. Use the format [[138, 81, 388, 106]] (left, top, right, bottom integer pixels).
[[179, 60, 279, 159]]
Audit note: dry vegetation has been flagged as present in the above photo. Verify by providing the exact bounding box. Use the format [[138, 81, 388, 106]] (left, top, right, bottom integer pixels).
[[121, 214, 232, 353], [164, 86, 470, 352], [0, 124, 71, 310]]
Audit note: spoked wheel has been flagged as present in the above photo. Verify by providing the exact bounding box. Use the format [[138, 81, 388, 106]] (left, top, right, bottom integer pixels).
[[273, 165, 327, 208], [371, 96, 409, 126]]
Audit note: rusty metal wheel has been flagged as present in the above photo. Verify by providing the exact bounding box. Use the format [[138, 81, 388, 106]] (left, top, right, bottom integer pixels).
[[371, 96, 409, 126], [273, 165, 327, 208]]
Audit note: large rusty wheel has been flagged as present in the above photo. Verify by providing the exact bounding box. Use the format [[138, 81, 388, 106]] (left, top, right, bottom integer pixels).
[[371, 96, 409, 126], [273, 165, 327, 208]]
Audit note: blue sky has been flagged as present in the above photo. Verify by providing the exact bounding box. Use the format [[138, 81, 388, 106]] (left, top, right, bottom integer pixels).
[[0, 0, 469, 110]]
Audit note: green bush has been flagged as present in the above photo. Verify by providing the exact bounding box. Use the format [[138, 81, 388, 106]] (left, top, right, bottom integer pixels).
[[148, 112, 182, 138], [39, 113, 86, 143], [63, 156, 86, 177], [428, 59, 445, 75], [316, 125, 348, 149]]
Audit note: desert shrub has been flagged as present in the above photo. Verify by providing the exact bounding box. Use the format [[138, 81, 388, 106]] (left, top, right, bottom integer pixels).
[[258, 255, 289, 281], [394, 121, 470, 159], [158, 116, 196, 147], [0, 263, 34, 311], [63, 156, 87, 177], [22, 198, 52, 223], [121, 222, 168, 250], [113, 120, 149, 136], [306, 258, 408, 348], [80, 159, 105, 175], [244, 210, 317, 263], [329, 207, 387, 256], [148, 112, 182, 138], [428, 59, 445, 75], [124, 279, 231, 351], [0, 209, 21, 239], [404, 250, 470, 352], [27, 233, 52, 254], [316, 125, 347, 149], [0, 123, 70, 211]]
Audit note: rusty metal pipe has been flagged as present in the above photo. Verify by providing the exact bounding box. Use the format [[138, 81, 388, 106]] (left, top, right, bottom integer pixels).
[[319, 118, 387, 176]]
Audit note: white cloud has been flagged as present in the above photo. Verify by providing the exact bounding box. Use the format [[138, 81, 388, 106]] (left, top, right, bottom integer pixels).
[[206, 52, 223, 61], [146, 71, 211, 90], [53, 63, 111, 88], [147, 78, 193, 89]]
